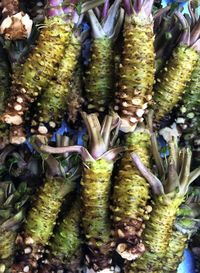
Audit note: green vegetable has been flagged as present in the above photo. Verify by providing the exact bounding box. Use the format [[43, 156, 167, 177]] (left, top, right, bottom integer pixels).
[[112, 128, 151, 261], [115, 0, 155, 132]]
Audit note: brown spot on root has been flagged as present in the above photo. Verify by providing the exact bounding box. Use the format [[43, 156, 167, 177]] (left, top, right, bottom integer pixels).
[[3, 114, 23, 125], [0, 12, 33, 40], [85, 242, 114, 272], [1, 0, 19, 16], [9, 125, 26, 144], [12, 233, 44, 273], [113, 219, 146, 260]]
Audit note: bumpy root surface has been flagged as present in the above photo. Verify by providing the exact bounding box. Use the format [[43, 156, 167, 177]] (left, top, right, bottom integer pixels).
[[163, 230, 187, 272], [112, 130, 151, 260], [2, 17, 71, 144], [130, 195, 184, 272], [13, 177, 70, 272], [115, 16, 155, 132], [81, 159, 114, 271], [85, 38, 114, 114], [32, 35, 81, 137], [154, 46, 198, 122]]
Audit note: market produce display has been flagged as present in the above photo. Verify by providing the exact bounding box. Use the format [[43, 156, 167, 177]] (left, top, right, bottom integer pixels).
[[112, 127, 151, 261], [0, 0, 199, 273], [84, 0, 124, 114], [130, 137, 200, 272]]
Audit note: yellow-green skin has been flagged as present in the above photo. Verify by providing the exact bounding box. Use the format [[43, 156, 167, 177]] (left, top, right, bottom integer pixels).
[[0, 230, 15, 273], [129, 194, 184, 272], [34, 35, 81, 135], [25, 177, 71, 245], [13, 177, 73, 273], [85, 38, 114, 113], [163, 230, 187, 272], [112, 130, 151, 258], [81, 159, 113, 270], [154, 46, 198, 122], [115, 15, 155, 131], [175, 55, 200, 159], [50, 199, 81, 265], [3, 16, 72, 126]]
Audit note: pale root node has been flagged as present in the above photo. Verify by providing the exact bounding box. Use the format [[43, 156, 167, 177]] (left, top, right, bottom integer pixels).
[[4, 114, 23, 125], [49, 121, 56, 128], [0, 12, 33, 40], [25, 237, 34, 245], [136, 109, 144, 118], [10, 135, 26, 145], [132, 98, 142, 105], [146, 94, 152, 101], [16, 96, 23, 103], [23, 265, 30, 273], [120, 118, 137, 133], [117, 229, 125, 238], [38, 125, 48, 135], [116, 244, 142, 261], [14, 104, 22, 111]]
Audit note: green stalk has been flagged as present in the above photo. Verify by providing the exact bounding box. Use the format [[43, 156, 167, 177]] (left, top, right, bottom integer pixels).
[[66, 63, 83, 124], [115, 0, 155, 133], [47, 198, 82, 273], [163, 189, 200, 272], [2, 1, 75, 144], [175, 55, 200, 158], [85, 38, 114, 113], [128, 137, 200, 272], [112, 128, 151, 261], [154, 46, 198, 121], [37, 112, 125, 272], [12, 142, 78, 273], [153, 12, 200, 122], [85, 0, 123, 114], [31, 34, 81, 138]]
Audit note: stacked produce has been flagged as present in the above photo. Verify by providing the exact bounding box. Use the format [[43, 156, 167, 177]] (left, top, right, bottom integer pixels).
[[153, 11, 199, 123], [130, 137, 200, 272], [84, 0, 124, 114], [114, 0, 155, 133], [38, 112, 124, 272], [163, 187, 200, 272], [111, 127, 151, 261], [0, 0, 199, 273], [1, 0, 75, 144], [12, 137, 79, 272]]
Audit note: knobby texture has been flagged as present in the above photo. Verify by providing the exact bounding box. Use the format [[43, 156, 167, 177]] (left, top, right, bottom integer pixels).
[[112, 129, 151, 260], [3, 16, 72, 144], [154, 46, 198, 122], [81, 159, 114, 271], [129, 195, 184, 272], [47, 199, 82, 272], [163, 230, 187, 272], [0, 229, 16, 272], [13, 177, 72, 273], [32, 34, 80, 137], [85, 38, 115, 113], [175, 55, 200, 157], [115, 15, 155, 132]]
